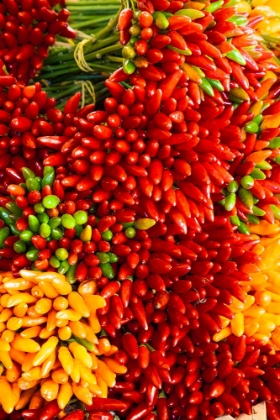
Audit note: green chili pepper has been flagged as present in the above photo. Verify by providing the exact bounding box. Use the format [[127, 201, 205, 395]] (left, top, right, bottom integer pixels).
[[51, 228, 63, 241], [101, 230, 113, 241], [73, 211, 88, 226], [66, 264, 77, 284], [74, 336, 94, 352], [208, 78, 224, 92], [252, 115, 263, 125], [129, 24, 141, 37], [26, 178, 41, 192], [228, 15, 248, 26], [247, 214, 260, 224], [9, 225, 20, 235], [22, 168, 36, 180], [226, 49, 246, 66], [250, 168, 266, 180], [227, 180, 239, 193], [252, 206, 266, 216], [49, 217, 61, 229], [238, 187, 254, 210], [58, 260, 70, 275], [39, 223, 51, 239], [42, 171, 55, 188], [19, 230, 33, 242], [13, 240, 27, 254], [96, 252, 110, 264], [37, 213, 49, 224], [238, 221, 250, 234], [100, 262, 114, 279], [107, 252, 118, 263], [0, 207, 14, 226], [50, 256, 60, 269], [125, 227, 136, 238], [42, 195, 60, 210], [0, 227, 9, 248], [241, 175, 254, 189], [218, 198, 226, 206], [253, 197, 259, 204], [175, 9, 204, 18], [271, 205, 280, 220], [122, 45, 136, 59], [129, 36, 138, 46], [200, 78, 214, 97], [256, 161, 272, 170], [245, 121, 259, 134], [224, 193, 236, 211], [43, 166, 54, 176], [205, 0, 224, 13], [167, 45, 192, 56], [122, 222, 134, 229], [26, 249, 39, 261], [61, 214, 76, 229], [75, 225, 83, 237], [28, 215, 40, 233], [269, 137, 280, 149], [123, 59, 136, 75], [153, 12, 169, 29], [5, 202, 22, 217], [55, 248, 69, 261], [33, 203, 45, 214]]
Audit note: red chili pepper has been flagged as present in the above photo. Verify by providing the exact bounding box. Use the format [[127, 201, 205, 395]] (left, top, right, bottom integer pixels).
[[40, 401, 60, 420], [126, 403, 153, 420]]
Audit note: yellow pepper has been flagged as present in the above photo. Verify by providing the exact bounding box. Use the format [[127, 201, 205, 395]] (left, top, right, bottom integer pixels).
[[212, 327, 232, 342], [69, 342, 92, 368], [20, 326, 42, 339], [41, 351, 57, 378], [56, 309, 82, 322], [35, 298, 52, 315], [58, 347, 74, 375], [58, 326, 72, 341], [68, 291, 90, 318], [96, 359, 116, 388], [53, 296, 68, 311], [40, 379, 59, 401], [78, 280, 97, 297], [38, 281, 59, 299], [0, 350, 13, 370], [22, 367, 42, 381], [6, 293, 37, 308], [68, 321, 87, 339], [32, 336, 59, 367], [72, 383, 92, 406], [57, 382, 73, 410], [12, 335, 40, 353], [0, 378, 15, 413]]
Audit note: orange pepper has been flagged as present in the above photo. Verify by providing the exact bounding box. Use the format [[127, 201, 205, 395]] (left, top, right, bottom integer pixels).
[[72, 383, 92, 406], [68, 292, 90, 318], [0, 378, 15, 413], [41, 351, 57, 378], [15, 387, 36, 410], [38, 281, 59, 299], [53, 297, 68, 311], [22, 367, 42, 381], [5, 362, 21, 383], [35, 298, 52, 315], [29, 391, 44, 409], [69, 321, 87, 339], [20, 326, 42, 339], [40, 379, 59, 401], [96, 359, 116, 388], [51, 368, 69, 384], [58, 326, 72, 341], [13, 303, 28, 318], [12, 335, 40, 353], [0, 350, 13, 369]]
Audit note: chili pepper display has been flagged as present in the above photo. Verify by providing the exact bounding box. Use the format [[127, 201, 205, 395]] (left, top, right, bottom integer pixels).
[[1, 0, 280, 418], [0, 269, 126, 416], [0, 0, 74, 84]]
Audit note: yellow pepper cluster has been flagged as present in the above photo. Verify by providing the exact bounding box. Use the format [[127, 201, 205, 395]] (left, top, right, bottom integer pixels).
[[0, 270, 125, 414], [237, 0, 280, 50], [213, 220, 280, 350]]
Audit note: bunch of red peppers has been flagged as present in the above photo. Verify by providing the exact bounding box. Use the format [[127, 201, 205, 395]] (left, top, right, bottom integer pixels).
[[1, 0, 280, 418]]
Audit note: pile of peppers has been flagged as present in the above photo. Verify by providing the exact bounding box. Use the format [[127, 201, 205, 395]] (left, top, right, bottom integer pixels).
[[1, 0, 280, 418]]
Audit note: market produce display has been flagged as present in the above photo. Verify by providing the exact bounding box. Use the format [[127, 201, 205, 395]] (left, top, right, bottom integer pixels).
[[2, 0, 280, 418]]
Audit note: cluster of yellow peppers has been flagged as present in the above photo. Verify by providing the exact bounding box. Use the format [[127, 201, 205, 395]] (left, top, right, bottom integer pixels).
[[237, 0, 280, 48], [213, 220, 280, 352], [0, 270, 125, 414]]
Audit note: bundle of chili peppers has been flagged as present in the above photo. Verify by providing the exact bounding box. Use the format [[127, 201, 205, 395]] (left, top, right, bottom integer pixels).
[[1, 0, 280, 418]]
